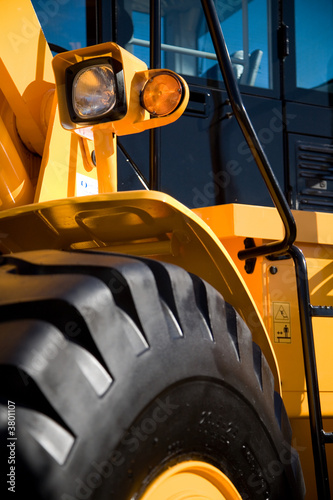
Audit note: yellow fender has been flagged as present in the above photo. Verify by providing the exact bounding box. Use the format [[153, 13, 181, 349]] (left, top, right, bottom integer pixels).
[[0, 189, 281, 391]]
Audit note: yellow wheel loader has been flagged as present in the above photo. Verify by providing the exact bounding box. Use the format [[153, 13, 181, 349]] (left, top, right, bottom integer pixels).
[[0, 0, 332, 499]]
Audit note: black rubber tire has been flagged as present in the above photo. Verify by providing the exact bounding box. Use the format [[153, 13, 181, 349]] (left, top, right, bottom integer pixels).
[[0, 250, 305, 500]]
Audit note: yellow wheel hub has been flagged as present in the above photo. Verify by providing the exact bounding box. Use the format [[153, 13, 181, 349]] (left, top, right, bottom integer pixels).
[[139, 460, 242, 500]]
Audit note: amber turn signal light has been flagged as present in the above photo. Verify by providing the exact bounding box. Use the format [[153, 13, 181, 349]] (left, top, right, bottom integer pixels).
[[141, 72, 183, 117]]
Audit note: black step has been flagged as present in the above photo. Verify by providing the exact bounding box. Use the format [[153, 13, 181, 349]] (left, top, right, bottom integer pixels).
[[323, 431, 333, 444], [310, 305, 333, 317]]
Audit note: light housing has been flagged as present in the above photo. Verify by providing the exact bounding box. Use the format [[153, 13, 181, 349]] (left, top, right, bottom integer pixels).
[[53, 42, 189, 136], [65, 57, 126, 124]]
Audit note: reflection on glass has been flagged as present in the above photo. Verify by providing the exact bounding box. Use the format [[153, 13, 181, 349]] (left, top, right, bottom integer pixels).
[[127, 0, 271, 89], [31, 0, 87, 51], [295, 0, 333, 92], [31, 0, 273, 90]]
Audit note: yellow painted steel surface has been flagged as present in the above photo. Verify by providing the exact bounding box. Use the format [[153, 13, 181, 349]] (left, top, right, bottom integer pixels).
[[139, 461, 242, 500], [0, 0, 54, 155], [34, 94, 98, 202], [0, 0, 54, 207], [0, 112, 34, 208]]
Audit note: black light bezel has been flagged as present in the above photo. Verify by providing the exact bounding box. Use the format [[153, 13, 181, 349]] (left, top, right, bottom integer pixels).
[[65, 56, 127, 125]]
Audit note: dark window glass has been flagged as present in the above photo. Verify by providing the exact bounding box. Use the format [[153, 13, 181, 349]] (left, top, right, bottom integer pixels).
[[31, 0, 87, 51], [295, 0, 333, 93], [125, 0, 272, 89]]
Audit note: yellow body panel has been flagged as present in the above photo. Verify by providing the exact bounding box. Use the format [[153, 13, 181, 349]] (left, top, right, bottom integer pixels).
[[0, 0, 54, 154], [0, 110, 34, 208]]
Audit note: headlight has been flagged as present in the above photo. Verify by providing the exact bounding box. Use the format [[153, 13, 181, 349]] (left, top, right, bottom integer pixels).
[[141, 72, 183, 117], [65, 57, 126, 124], [73, 65, 116, 118]]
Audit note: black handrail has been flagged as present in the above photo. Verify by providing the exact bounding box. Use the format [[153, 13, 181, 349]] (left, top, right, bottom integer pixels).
[[200, 0, 296, 260]]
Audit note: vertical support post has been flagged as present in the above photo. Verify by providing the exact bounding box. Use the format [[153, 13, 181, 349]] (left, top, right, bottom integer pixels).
[[149, 0, 161, 190], [112, 0, 118, 44], [95, 0, 113, 44], [93, 129, 117, 193], [242, 0, 249, 81]]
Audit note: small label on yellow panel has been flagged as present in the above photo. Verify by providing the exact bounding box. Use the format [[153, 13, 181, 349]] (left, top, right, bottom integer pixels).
[[273, 302, 290, 321], [273, 302, 291, 343], [76, 173, 98, 196]]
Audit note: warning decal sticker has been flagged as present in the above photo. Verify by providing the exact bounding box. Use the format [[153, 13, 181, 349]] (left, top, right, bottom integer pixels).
[[273, 302, 290, 322], [273, 302, 291, 343]]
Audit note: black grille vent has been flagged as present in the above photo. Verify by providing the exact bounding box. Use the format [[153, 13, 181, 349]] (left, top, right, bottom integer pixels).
[[296, 142, 333, 211]]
